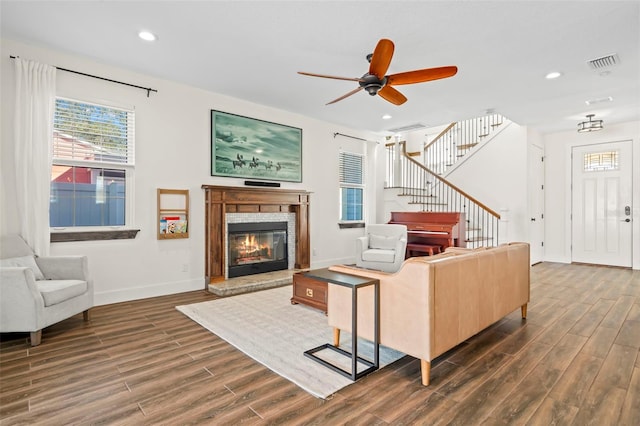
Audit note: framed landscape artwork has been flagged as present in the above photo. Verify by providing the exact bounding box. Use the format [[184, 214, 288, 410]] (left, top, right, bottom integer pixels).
[[211, 110, 302, 182]]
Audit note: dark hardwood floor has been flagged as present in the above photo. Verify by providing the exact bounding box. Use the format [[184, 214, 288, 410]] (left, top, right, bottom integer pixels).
[[1, 262, 638, 425]]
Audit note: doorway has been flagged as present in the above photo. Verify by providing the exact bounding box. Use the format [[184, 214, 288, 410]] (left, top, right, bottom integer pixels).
[[528, 144, 545, 264], [571, 140, 633, 267]]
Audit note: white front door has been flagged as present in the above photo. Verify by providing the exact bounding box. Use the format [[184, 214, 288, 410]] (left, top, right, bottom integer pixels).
[[528, 144, 544, 264], [572, 141, 633, 267]]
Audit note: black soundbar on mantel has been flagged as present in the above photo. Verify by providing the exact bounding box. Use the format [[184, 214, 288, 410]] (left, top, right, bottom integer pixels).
[[244, 180, 281, 188]]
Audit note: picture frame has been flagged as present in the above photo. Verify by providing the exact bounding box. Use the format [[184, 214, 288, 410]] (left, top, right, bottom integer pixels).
[[211, 110, 302, 182]]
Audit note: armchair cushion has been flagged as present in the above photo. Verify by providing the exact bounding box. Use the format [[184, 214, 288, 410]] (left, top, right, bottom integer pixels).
[[36, 280, 88, 307], [362, 248, 396, 263], [0, 255, 45, 280], [369, 234, 398, 250]]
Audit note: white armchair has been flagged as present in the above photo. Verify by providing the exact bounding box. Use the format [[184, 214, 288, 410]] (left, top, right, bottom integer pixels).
[[0, 234, 93, 346], [356, 224, 407, 273]]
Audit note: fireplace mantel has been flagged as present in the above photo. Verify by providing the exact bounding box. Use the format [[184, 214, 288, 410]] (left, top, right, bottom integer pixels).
[[202, 185, 311, 284]]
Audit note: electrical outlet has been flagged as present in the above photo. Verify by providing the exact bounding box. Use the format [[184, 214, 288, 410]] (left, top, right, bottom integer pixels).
[[312, 248, 318, 256], [182, 263, 189, 272]]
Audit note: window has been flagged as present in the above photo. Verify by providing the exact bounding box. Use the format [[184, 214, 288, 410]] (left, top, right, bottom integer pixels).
[[584, 151, 619, 171], [51, 98, 134, 228], [339, 151, 364, 223]]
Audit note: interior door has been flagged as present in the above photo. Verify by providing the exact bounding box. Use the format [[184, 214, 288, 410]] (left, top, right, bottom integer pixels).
[[572, 141, 633, 267], [528, 144, 544, 264]]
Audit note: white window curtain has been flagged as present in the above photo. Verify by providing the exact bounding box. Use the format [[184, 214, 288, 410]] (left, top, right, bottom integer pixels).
[[13, 58, 56, 256]]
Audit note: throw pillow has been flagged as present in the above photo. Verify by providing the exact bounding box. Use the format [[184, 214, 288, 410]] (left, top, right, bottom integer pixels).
[[0, 255, 46, 280], [369, 234, 398, 250]]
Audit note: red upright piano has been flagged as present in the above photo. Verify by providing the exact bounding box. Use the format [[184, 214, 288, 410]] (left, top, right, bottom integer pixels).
[[389, 211, 466, 256]]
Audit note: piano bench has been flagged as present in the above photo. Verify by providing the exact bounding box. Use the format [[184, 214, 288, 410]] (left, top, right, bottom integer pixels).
[[406, 243, 442, 257]]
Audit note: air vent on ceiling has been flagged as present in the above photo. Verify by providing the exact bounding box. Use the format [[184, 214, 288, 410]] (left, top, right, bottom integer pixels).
[[587, 53, 620, 70], [387, 123, 426, 133], [585, 96, 613, 106]]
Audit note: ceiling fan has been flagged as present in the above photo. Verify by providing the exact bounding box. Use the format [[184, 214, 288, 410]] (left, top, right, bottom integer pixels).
[[298, 38, 458, 106]]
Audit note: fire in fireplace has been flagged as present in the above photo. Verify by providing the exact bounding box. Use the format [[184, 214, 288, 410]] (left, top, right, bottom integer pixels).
[[227, 222, 288, 278]]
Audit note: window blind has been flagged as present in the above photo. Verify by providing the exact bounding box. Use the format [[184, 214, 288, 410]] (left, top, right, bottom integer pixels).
[[53, 98, 135, 165], [339, 151, 364, 185]]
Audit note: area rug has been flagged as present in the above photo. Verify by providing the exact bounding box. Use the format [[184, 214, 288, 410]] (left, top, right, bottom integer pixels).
[[176, 285, 405, 399]]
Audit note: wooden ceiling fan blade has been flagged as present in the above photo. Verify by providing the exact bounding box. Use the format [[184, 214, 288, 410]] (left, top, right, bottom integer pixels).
[[387, 66, 458, 85], [368, 39, 395, 79], [326, 86, 364, 105], [298, 71, 363, 82], [378, 86, 407, 105]]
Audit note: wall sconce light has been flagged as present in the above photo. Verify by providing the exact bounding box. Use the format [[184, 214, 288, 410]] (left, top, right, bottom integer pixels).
[[577, 114, 604, 133]]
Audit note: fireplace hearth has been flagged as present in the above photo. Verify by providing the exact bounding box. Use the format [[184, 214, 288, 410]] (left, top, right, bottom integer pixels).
[[228, 222, 288, 278]]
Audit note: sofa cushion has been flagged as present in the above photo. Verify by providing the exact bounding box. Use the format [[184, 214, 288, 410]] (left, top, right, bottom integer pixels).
[[1, 255, 45, 280], [369, 234, 398, 250], [36, 280, 87, 307], [362, 248, 396, 262]]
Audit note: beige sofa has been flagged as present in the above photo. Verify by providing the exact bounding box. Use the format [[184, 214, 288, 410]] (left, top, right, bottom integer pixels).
[[327, 242, 530, 386]]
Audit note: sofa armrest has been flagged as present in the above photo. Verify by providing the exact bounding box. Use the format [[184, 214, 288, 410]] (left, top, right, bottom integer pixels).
[[35, 256, 89, 281], [0, 267, 45, 331], [328, 260, 433, 361]]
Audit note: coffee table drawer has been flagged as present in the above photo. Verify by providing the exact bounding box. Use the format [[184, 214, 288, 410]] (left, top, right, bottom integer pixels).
[[291, 273, 327, 312]]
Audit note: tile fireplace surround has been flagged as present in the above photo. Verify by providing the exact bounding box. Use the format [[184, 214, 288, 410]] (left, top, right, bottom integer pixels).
[[202, 185, 311, 286]]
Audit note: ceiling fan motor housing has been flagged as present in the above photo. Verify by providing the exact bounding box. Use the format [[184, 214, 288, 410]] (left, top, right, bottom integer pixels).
[[360, 74, 387, 95]]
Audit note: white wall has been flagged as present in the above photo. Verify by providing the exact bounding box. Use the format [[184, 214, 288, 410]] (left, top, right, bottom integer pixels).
[[543, 121, 640, 269], [444, 122, 530, 243], [0, 39, 380, 304]]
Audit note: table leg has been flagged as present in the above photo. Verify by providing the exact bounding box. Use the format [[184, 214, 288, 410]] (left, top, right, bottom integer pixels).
[[351, 286, 358, 380]]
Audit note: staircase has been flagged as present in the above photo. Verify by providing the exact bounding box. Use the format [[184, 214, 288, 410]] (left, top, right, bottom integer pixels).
[[424, 113, 508, 176], [385, 114, 505, 248]]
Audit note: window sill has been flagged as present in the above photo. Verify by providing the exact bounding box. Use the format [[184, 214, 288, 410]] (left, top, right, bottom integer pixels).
[[338, 222, 365, 229], [50, 229, 140, 242]]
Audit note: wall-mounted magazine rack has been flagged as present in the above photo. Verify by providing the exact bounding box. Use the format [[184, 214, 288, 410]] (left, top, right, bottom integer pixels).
[[157, 189, 189, 239]]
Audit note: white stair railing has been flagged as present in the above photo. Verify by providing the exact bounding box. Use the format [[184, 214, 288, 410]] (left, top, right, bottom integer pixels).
[[424, 113, 505, 175]]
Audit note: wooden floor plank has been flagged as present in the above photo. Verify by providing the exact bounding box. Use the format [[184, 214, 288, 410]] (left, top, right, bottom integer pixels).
[[548, 352, 603, 407], [619, 366, 640, 425], [1, 262, 638, 424], [526, 396, 580, 426], [432, 341, 553, 425]]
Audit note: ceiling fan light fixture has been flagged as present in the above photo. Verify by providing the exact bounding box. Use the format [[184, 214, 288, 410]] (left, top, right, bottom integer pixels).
[[365, 84, 382, 95], [577, 114, 604, 133]]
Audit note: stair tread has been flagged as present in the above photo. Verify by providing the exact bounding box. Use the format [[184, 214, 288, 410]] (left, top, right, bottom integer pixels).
[[457, 143, 478, 150], [408, 202, 447, 206], [465, 236, 494, 242]]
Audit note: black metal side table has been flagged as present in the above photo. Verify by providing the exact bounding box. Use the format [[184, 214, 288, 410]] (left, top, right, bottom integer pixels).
[[303, 268, 380, 381]]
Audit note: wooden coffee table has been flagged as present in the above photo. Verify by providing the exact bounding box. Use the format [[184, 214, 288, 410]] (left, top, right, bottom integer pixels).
[[291, 270, 328, 313]]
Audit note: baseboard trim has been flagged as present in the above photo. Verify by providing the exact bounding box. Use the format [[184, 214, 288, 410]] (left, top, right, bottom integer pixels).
[[95, 278, 204, 306]]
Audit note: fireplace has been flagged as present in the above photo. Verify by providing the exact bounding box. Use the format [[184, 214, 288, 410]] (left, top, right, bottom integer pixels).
[[227, 222, 288, 278], [202, 185, 310, 284]]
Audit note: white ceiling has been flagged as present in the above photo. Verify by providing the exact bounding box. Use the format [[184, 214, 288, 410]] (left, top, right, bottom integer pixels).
[[1, 1, 639, 135]]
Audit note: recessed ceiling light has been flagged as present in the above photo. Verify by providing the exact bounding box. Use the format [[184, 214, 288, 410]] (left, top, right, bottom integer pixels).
[[138, 31, 157, 42], [382, 114, 392, 120], [545, 71, 562, 79]]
